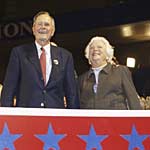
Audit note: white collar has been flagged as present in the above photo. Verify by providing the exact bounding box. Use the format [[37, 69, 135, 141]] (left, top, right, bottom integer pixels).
[[92, 63, 107, 71], [35, 41, 50, 55]]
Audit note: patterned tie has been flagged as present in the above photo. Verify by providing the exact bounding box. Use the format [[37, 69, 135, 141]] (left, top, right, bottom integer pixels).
[[40, 47, 46, 85]]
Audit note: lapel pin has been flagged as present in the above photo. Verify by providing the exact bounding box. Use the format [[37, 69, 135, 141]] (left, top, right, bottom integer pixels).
[[53, 59, 59, 65]]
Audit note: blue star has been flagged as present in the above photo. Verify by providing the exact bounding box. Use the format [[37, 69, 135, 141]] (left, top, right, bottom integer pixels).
[[121, 125, 148, 150], [0, 123, 22, 150], [35, 124, 66, 150], [78, 124, 108, 150]]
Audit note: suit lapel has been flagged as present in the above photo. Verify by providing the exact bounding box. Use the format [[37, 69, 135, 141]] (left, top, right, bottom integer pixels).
[[26, 44, 61, 87], [26, 43, 42, 75], [26, 43, 44, 87], [47, 46, 60, 86]]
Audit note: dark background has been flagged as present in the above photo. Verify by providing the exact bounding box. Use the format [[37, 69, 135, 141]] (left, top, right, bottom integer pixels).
[[0, 0, 150, 96]]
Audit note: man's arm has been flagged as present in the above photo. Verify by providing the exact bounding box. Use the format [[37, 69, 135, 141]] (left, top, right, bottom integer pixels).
[[64, 53, 79, 109], [1, 48, 20, 106]]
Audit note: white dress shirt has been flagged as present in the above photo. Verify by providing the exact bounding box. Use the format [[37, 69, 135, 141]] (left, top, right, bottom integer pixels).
[[92, 63, 107, 93]]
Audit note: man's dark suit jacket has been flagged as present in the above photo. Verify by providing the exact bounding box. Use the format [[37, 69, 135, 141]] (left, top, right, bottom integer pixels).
[[1, 43, 79, 108], [79, 63, 142, 109]]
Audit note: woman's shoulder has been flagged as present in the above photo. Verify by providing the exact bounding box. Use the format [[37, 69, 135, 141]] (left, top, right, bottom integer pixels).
[[111, 64, 129, 71]]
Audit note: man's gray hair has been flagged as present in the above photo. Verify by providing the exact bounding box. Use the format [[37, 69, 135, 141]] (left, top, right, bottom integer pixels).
[[33, 11, 55, 36]]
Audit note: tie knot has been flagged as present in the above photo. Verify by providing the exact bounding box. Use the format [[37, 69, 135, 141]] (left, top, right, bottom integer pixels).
[[41, 47, 45, 52]]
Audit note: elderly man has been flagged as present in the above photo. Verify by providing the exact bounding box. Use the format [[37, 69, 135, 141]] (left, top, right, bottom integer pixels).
[[1, 11, 79, 108]]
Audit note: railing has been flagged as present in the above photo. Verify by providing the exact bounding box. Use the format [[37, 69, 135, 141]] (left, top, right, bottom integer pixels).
[[0, 108, 150, 150]]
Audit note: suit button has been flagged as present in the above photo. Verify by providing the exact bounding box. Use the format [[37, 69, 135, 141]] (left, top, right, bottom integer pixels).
[[43, 90, 46, 94], [41, 102, 45, 107]]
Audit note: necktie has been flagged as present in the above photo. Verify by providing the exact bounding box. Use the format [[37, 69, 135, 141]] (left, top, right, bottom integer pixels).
[[40, 47, 46, 85]]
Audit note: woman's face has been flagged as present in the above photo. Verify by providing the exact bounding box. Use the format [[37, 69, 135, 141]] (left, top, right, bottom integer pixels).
[[89, 40, 107, 67]]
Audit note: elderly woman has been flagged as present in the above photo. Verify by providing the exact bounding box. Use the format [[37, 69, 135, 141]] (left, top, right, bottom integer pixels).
[[78, 36, 142, 109]]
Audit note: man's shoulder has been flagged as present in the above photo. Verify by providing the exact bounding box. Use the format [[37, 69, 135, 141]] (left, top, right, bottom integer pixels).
[[51, 45, 72, 56], [11, 43, 35, 56], [13, 43, 34, 50]]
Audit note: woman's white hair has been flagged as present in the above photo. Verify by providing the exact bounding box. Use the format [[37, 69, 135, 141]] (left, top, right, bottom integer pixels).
[[85, 36, 114, 63]]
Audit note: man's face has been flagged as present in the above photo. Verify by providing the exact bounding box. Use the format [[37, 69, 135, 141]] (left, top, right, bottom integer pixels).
[[32, 14, 54, 45], [89, 40, 107, 66]]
